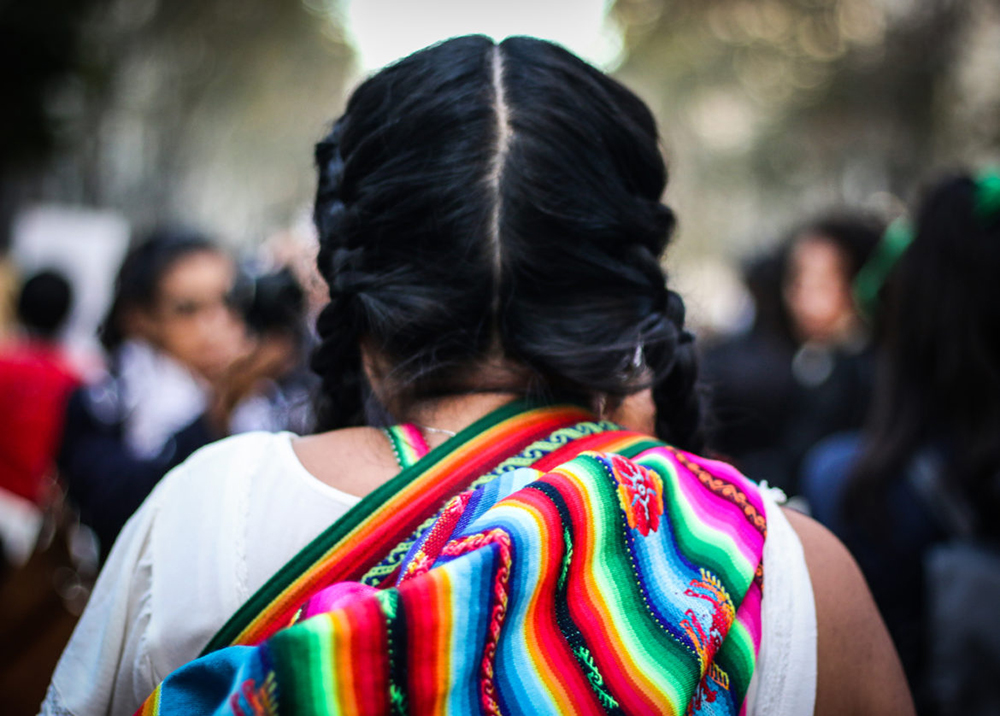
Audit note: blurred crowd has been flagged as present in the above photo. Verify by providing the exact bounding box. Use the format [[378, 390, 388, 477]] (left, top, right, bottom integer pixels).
[[2, 168, 999, 715], [0, 223, 325, 710], [702, 175, 1000, 714]]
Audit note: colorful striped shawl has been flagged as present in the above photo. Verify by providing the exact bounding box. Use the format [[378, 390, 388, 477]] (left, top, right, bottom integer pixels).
[[139, 401, 767, 715], [383, 424, 431, 469]]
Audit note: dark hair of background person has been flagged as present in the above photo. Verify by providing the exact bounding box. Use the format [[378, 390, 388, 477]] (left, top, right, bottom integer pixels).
[[789, 212, 884, 282], [99, 228, 217, 352], [16, 269, 73, 339], [309, 35, 705, 451], [743, 248, 795, 346], [237, 267, 305, 339], [845, 175, 1000, 537]]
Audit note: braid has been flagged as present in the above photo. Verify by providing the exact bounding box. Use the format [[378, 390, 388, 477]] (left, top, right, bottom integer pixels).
[[493, 37, 706, 448], [647, 290, 708, 453], [623, 241, 707, 452], [311, 119, 368, 431], [311, 300, 365, 430], [309, 39, 500, 425]]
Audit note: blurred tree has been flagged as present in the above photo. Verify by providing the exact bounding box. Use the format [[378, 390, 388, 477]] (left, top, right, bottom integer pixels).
[[0, 0, 102, 168], [3, 0, 353, 246], [0, 0, 107, 248], [610, 0, 1000, 263]]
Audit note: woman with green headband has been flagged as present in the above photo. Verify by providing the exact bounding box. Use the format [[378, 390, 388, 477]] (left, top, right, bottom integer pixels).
[[803, 169, 1000, 715]]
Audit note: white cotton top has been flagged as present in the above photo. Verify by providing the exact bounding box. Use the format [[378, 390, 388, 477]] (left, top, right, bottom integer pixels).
[[40, 432, 816, 716], [113, 340, 209, 458]]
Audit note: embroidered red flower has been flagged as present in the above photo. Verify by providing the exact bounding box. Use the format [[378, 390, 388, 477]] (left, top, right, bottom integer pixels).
[[610, 454, 664, 536]]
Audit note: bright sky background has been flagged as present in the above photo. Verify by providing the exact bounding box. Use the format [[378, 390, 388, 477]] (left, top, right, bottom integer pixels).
[[341, 0, 623, 73]]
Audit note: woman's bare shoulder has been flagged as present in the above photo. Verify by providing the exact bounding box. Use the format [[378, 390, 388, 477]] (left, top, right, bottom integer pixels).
[[782, 508, 915, 716]]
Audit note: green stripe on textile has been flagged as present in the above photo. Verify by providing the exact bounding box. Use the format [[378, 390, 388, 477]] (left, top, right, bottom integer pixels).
[[640, 451, 752, 597], [270, 616, 337, 716], [617, 438, 662, 459], [203, 399, 548, 654], [713, 619, 756, 701], [577, 456, 696, 706]]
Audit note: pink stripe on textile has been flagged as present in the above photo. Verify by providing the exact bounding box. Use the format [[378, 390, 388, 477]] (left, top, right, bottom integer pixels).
[[684, 453, 768, 515], [298, 582, 378, 621], [399, 423, 431, 461], [736, 581, 763, 652], [668, 459, 763, 567]]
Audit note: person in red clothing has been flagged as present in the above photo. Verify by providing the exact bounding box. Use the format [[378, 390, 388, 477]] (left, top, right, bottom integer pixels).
[[0, 270, 80, 507]]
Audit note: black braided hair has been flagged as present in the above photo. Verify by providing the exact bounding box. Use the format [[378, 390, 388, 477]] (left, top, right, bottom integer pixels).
[[845, 173, 1000, 538], [310, 35, 706, 450], [645, 291, 707, 452], [311, 119, 365, 429]]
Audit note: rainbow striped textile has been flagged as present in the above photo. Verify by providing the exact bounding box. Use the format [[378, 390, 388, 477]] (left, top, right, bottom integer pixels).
[[383, 424, 431, 469], [138, 400, 767, 715]]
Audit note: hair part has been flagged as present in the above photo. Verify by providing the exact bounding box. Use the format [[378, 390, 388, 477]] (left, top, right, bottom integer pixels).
[[487, 44, 510, 305]]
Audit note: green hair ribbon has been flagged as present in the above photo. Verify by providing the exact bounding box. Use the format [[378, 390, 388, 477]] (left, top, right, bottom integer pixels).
[[853, 167, 1000, 317], [852, 216, 913, 318], [975, 167, 1000, 222]]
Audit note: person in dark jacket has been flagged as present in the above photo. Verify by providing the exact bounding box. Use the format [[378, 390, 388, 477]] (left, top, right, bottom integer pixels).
[[59, 229, 284, 557], [803, 171, 1000, 714], [703, 213, 882, 495]]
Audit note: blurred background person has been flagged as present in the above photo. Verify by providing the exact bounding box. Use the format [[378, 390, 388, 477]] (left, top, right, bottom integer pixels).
[[0, 269, 87, 716], [57, 229, 300, 559], [703, 213, 882, 496], [227, 264, 315, 435], [701, 249, 797, 483], [802, 171, 1000, 715], [0, 270, 80, 567], [260, 222, 330, 327]]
